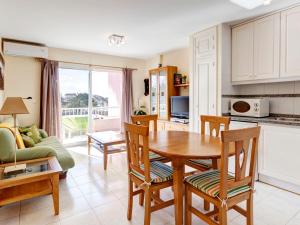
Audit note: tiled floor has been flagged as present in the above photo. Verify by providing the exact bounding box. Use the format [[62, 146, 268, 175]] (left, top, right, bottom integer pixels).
[[1, 145, 300, 225]]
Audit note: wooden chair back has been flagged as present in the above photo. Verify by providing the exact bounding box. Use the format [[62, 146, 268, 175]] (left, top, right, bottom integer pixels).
[[200, 115, 230, 137], [219, 127, 261, 200], [124, 122, 151, 183], [131, 114, 158, 131]]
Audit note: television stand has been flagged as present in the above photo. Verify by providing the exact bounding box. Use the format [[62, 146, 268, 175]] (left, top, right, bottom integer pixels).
[[170, 117, 189, 124], [157, 120, 189, 132]]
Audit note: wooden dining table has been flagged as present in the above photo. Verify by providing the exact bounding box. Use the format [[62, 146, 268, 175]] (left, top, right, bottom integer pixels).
[[148, 130, 235, 225]]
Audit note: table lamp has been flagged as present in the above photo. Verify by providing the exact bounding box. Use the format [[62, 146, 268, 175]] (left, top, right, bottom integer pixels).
[[0, 97, 29, 173]]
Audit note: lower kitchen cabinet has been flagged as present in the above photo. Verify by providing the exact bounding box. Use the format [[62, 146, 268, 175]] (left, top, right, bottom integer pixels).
[[258, 124, 300, 194]]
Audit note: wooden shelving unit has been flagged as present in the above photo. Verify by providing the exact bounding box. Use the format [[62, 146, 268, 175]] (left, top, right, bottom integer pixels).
[[174, 83, 189, 88]]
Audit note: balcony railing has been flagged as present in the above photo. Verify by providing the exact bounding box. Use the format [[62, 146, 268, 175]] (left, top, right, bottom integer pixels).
[[61, 106, 121, 142], [61, 106, 120, 117]]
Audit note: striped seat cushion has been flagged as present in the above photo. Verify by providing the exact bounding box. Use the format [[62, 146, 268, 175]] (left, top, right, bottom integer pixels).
[[185, 170, 251, 198], [149, 152, 166, 161], [131, 161, 173, 183], [187, 159, 212, 169]]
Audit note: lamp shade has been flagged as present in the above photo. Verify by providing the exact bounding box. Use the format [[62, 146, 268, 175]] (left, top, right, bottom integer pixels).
[[0, 97, 29, 115]]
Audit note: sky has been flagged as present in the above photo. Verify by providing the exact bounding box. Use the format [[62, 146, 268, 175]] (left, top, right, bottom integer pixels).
[[59, 68, 113, 97]]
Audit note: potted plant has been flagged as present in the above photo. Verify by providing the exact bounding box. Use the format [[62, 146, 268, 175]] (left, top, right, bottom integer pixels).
[[182, 75, 187, 84]]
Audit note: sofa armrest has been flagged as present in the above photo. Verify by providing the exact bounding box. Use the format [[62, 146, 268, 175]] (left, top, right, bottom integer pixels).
[[15, 146, 57, 162]]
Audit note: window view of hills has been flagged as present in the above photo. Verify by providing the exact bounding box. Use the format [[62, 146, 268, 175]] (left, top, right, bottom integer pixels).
[[61, 93, 109, 108]]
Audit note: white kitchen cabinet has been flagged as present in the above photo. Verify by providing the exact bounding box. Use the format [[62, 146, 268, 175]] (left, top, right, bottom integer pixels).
[[232, 13, 280, 83], [232, 23, 254, 82], [281, 6, 300, 78], [258, 124, 300, 193], [254, 13, 280, 80], [194, 27, 216, 58], [190, 27, 217, 132]]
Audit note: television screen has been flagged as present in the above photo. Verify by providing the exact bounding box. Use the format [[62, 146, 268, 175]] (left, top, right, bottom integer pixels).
[[171, 96, 189, 118]]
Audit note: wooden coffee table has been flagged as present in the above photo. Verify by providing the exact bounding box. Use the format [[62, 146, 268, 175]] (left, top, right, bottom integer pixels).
[[87, 131, 126, 170], [0, 157, 62, 215]]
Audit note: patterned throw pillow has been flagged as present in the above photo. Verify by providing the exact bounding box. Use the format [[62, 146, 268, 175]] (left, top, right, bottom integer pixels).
[[19, 125, 42, 144], [39, 129, 48, 139], [21, 134, 35, 147]]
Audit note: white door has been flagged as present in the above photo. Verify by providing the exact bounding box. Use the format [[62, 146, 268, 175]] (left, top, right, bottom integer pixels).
[[232, 22, 254, 82], [254, 13, 280, 80], [191, 27, 217, 132], [281, 6, 300, 78]]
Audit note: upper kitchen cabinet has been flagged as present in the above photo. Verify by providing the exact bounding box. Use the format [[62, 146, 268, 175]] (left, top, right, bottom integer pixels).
[[254, 13, 280, 80], [232, 22, 254, 82], [232, 13, 280, 83], [194, 28, 216, 58], [281, 6, 300, 78]]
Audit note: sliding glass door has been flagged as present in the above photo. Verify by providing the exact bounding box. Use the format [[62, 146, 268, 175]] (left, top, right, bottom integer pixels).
[[91, 70, 122, 133], [59, 65, 122, 144]]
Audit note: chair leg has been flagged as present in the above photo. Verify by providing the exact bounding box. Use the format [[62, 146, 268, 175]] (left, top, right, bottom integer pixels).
[[247, 194, 254, 225], [127, 179, 133, 220], [218, 206, 227, 225], [204, 200, 210, 211], [103, 146, 108, 170], [144, 189, 151, 225], [185, 185, 192, 225], [139, 192, 144, 206]]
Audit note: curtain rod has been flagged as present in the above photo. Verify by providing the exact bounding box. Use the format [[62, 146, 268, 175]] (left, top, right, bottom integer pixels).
[[37, 58, 138, 71]]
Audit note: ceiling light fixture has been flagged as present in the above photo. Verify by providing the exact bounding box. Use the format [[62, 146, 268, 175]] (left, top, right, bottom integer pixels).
[[230, 0, 272, 9], [108, 34, 125, 47]]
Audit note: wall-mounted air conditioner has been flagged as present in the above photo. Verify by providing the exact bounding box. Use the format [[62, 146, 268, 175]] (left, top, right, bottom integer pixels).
[[3, 41, 48, 59]]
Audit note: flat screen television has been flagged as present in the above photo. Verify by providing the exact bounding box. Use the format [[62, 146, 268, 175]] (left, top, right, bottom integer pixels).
[[171, 96, 189, 119]]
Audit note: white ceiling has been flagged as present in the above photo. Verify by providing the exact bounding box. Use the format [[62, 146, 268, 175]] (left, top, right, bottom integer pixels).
[[0, 0, 300, 59]]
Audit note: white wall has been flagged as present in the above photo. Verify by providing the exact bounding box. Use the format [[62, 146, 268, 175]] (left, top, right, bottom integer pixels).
[[3, 45, 189, 126], [3, 47, 147, 126], [146, 48, 189, 96], [4, 56, 41, 126]]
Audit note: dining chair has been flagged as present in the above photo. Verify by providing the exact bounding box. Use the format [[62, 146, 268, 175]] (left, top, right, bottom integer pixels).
[[124, 123, 174, 225], [131, 114, 168, 162], [184, 126, 261, 225], [186, 115, 231, 171]]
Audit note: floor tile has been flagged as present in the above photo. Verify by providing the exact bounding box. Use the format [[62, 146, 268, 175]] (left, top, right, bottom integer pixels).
[[20, 207, 59, 225], [3, 145, 300, 225], [0, 202, 20, 222], [60, 210, 100, 225]]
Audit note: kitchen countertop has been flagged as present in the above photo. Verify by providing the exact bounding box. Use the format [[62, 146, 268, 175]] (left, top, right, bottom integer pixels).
[[223, 114, 300, 126]]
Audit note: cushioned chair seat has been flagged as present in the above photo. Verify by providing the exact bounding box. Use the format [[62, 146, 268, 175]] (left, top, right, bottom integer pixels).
[[187, 159, 212, 169], [36, 136, 75, 172], [131, 161, 173, 183], [185, 170, 251, 198], [149, 151, 166, 161]]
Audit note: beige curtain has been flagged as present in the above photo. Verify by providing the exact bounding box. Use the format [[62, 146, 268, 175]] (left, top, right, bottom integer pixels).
[[40, 60, 61, 138], [121, 68, 134, 131]]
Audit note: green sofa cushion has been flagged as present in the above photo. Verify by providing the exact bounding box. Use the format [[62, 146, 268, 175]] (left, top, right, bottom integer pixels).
[[0, 128, 75, 172], [39, 129, 48, 139], [36, 136, 75, 171]]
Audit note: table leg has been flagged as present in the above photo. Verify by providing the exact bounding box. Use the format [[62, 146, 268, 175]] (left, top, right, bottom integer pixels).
[[103, 145, 108, 170], [88, 136, 91, 155], [172, 159, 185, 225], [52, 173, 59, 215]]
